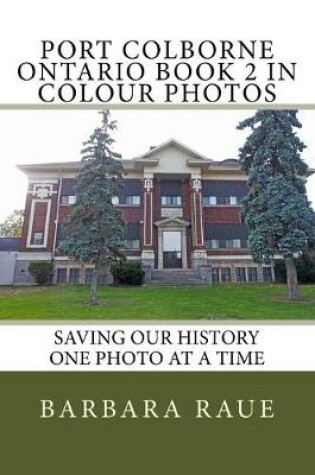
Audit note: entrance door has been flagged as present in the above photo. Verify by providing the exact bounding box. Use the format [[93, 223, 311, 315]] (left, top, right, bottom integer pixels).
[[163, 231, 182, 268]]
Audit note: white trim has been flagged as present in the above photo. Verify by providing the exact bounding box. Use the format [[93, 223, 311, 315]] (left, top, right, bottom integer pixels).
[[28, 178, 59, 184], [16, 252, 52, 260], [208, 255, 253, 260], [144, 191, 153, 247], [198, 193, 204, 246], [52, 176, 62, 254], [26, 199, 51, 249]]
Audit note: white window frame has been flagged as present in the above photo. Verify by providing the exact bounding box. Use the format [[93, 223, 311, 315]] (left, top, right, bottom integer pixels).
[[26, 199, 51, 248], [126, 195, 141, 205]]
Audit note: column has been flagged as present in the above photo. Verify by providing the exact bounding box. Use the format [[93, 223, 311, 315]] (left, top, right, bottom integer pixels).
[[141, 174, 155, 268], [190, 176, 208, 269]]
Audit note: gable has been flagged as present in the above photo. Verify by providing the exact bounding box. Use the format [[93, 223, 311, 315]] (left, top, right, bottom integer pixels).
[[145, 145, 199, 174]]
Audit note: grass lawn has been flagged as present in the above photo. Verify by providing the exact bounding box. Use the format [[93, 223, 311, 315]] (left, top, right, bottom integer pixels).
[[0, 283, 315, 319]]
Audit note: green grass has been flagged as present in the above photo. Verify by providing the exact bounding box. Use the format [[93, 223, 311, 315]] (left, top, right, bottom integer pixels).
[[0, 283, 315, 319]]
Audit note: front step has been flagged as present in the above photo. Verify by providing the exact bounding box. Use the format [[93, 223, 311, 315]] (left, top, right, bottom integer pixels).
[[150, 269, 208, 286]]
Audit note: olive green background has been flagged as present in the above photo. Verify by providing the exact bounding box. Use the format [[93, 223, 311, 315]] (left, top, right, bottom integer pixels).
[[0, 372, 313, 474]]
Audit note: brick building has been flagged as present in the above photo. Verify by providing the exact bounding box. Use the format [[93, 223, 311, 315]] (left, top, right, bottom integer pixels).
[[15, 139, 277, 285]]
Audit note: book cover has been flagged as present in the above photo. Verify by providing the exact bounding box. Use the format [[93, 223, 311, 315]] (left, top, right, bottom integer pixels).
[[0, 1, 314, 473]]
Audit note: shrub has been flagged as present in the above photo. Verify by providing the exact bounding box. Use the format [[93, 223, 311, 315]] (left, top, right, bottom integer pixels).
[[29, 261, 53, 286], [110, 260, 145, 285], [275, 253, 315, 284]]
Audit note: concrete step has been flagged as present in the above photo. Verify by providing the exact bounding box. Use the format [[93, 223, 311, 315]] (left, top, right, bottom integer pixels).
[[150, 269, 208, 286]]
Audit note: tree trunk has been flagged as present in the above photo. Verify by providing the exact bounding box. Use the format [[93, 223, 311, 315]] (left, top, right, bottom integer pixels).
[[284, 257, 300, 300], [90, 266, 99, 305]]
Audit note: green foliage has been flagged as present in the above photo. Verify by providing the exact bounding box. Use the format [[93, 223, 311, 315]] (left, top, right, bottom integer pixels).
[[275, 253, 315, 283], [0, 209, 24, 237], [28, 261, 53, 286], [58, 110, 125, 268], [237, 110, 315, 263], [110, 259, 145, 285]]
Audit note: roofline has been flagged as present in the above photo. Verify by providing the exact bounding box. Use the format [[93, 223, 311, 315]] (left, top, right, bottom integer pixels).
[[134, 138, 212, 162]]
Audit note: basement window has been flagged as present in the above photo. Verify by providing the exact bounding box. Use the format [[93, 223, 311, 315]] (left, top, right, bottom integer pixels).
[[235, 267, 246, 282], [56, 268, 67, 284], [69, 268, 80, 284], [221, 267, 232, 282]]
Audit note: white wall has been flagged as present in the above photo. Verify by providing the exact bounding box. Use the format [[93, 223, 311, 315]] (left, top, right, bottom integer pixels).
[[0, 252, 18, 285]]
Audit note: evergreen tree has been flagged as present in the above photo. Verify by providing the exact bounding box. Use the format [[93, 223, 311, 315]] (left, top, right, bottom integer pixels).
[[237, 110, 315, 300], [58, 110, 124, 304]]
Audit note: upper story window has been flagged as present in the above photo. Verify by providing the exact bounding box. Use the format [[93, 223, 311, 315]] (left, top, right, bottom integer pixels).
[[121, 223, 140, 250], [126, 195, 141, 205], [202, 195, 240, 206], [229, 196, 238, 205], [31, 232, 44, 245], [118, 179, 142, 206], [202, 196, 217, 206], [202, 180, 247, 206], [112, 195, 141, 206], [61, 195, 76, 205], [161, 195, 182, 206], [226, 239, 241, 248], [205, 239, 220, 249], [204, 223, 248, 250], [160, 180, 182, 207]]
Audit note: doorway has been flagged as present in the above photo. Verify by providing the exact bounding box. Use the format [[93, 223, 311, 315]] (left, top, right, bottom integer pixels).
[[163, 231, 182, 268]]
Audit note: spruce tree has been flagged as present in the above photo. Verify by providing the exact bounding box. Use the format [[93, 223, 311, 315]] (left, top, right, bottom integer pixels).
[[58, 110, 124, 304], [237, 110, 315, 300]]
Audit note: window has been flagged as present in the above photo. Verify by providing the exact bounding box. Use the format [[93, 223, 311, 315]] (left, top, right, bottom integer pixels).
[[221, 267, 232, 282], [56, 268, 67, 284], [229, 196, 238, 205], [123, 239, 140, 250], [263, 267, 273, 282], [161, 196, 182, 206], [61, 195, 76, 205], [85, 268, 94, 285], [248, 267, 258, 282], [205, 239, 220, 249], [226, 239, 241, 248], [235, 267, 246, 282], [212, 267, 220, 283], [111, 196, 119, 205], [98, 273, 107, 285], [69, 268, 80, 284], [31, 232, 44, 245], [203, 196, 217, 206], [126, 195, 141, 205], [122, 223, 140, 250]]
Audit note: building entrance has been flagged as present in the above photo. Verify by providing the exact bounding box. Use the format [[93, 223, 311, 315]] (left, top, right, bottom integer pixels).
[[162, 231, 182, 268]]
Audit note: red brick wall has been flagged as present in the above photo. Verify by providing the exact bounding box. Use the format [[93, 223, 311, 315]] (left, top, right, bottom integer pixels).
[[21, 183, 59, 252], [202, 206, 242, 223]]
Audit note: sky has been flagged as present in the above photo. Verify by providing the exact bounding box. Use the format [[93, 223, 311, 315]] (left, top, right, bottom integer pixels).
[[0, 109, 314, 221]]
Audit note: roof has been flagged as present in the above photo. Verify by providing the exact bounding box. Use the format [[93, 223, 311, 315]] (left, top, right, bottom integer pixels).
[[134, 138, 212, 162], [16, 138, 315, 177], [0, 237, 21, 251]]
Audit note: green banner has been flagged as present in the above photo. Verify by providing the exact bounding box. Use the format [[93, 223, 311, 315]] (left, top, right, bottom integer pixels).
[[0, 372, 313, 473]]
